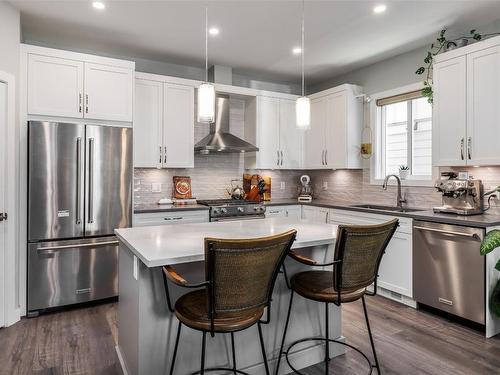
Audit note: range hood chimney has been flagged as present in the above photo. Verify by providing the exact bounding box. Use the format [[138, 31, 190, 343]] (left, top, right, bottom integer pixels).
[[195, 94, 258, 154]]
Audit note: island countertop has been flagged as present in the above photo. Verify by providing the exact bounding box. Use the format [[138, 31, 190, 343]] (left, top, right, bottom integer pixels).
[[115, 218, 338, 267]]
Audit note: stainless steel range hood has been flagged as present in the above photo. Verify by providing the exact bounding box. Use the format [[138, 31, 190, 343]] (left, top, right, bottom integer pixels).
[[194, 95, 258, 154]]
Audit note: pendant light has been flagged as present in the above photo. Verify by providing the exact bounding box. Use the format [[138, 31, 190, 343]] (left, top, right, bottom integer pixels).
[[197, 6, 215, 123], [296, 0, 310, 129]]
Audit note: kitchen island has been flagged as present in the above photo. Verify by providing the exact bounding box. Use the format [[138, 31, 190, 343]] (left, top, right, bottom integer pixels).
[[115, 218, 344, 375]]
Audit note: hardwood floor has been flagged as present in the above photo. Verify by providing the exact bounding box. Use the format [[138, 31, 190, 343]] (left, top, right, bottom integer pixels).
[[0, 296, 499, 374]]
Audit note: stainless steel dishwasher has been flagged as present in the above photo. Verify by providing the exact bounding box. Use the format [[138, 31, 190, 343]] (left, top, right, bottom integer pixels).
[[413, 220, 485, 324]]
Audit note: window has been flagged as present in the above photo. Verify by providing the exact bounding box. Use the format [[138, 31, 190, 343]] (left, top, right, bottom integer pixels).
[[372, 85, 433, 184]]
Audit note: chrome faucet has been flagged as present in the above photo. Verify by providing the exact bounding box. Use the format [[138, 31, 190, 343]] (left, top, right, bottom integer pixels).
[[382, 175, 407, 208]]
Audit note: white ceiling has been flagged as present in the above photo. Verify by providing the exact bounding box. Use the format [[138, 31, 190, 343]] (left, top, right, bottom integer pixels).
[[10, 0, 500, 84]]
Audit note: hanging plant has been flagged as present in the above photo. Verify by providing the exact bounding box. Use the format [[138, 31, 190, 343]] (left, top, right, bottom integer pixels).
[[480, 229, 500, 317], [415, 29, 500, 104]]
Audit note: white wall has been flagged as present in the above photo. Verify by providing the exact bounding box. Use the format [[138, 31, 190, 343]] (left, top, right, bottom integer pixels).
[[0, 2, 21, 314]]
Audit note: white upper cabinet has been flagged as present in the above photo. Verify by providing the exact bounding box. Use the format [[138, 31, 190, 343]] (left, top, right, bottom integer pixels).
[[134, 79, 163, 168], [28, 54, 84, 118], [432, 56, 467, 166], [134, 74, 194, 169], [304, 85, 362, 169], [25, 45, 134, 123], [245, 95, 302, 169], [467, 46, 500, 165], [163, 83, 194, 168], [84, 63, 133, 122], [433, 36, 500, 167]]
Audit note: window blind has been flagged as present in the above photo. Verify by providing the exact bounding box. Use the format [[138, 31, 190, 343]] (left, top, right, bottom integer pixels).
[[376, 89, 423, 107]]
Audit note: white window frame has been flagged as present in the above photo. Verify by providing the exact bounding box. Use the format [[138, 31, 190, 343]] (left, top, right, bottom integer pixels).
[[370, 82, 438, 187]]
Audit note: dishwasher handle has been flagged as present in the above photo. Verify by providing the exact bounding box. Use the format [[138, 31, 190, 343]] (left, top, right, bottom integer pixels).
[[413, 225, 481, 241]]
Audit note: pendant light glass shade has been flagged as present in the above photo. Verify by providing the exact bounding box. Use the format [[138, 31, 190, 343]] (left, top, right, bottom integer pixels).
[[197, 83, 215, 123], [296, 96, 311, 129], [197, 6, 215, 123]]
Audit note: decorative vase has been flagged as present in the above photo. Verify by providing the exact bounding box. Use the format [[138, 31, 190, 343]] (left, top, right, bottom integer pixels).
[[399, 170, 409, 180]]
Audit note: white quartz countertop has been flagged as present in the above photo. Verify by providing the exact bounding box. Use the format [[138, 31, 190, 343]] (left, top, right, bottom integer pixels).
[[115, 218, 338, 267]]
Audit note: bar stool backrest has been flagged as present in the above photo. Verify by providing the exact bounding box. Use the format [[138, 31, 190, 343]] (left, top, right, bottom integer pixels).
[[204, 230, 297, 318], [334, 219, 398, 292]]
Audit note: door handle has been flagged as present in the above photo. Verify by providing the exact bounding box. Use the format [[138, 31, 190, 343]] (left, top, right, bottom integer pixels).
[[76, 137, 82, 225], [414, 225, 481, 240], [88, 138, 94, 224], [467, 137, 472, 160], [37, 240, 119, 253], [85, 94, 89, 114], [0, 213, 7, 222], [460, 138, 464, 160]]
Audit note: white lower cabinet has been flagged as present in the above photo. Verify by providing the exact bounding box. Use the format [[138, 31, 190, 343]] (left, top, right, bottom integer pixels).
[[265, 205, 301, 219], [328, 208, 414, 302], [133, 210, 209, 227], [302, 205, 329, 223]]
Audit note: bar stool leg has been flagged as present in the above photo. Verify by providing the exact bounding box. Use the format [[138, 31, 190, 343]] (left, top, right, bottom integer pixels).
[[325, 302, 330, 374], [258, 322, 270, 375], [200, 331, 207, 375], [231, 332, 237, 374], [362, 296, 381, 374], [170, 322, 182, 375], [274, 290, 294, 375]]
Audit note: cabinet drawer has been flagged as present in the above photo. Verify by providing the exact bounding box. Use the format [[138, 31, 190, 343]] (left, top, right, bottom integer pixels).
[[133, 210, 209, 227]]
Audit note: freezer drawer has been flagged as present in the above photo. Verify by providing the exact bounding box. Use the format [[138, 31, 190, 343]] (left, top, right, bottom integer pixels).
[[28, 237, 119, 312], [413, 221, 485, 324]]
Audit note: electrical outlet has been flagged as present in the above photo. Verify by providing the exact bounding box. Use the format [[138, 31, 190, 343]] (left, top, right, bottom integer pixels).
[[280, 181, 286, 190], [151, 183, 162, 193], [323, 181, 328, 190]]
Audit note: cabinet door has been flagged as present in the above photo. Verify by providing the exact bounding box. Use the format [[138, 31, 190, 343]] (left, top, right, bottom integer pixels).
[[325, 93, 347, 168], [279, 99, 302, 168], [302, 206, 328, 223], [304, 98, 327, 169], [265, 207, 286, 218], [377, 231, 412, 298], [134, 79, 163, 168], [257, 97, 280, 169], [84, 63, 133, 122], [163, 84, 194, 168], [28, 54, 84, 118], [284, 205, 302, 220], [467, 46, 500, 165], [432, 57, 467, 166]]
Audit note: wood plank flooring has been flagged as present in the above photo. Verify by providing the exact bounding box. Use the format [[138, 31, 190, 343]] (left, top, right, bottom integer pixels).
[[0, 296, 499, 374]]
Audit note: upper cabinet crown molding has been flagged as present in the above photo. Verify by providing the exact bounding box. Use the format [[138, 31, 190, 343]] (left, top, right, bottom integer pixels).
[[23, 44, 135, 122]]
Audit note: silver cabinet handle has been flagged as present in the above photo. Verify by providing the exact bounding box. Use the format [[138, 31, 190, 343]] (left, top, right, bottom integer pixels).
[[467, 137, 472, 160], [414, 226, 480, 240], [159, 146, 162, 164], [460, 138, 464, 160], [85, 94, 89, 114], [277, 150, 280, 166], [79, 93, 82, 113], [321, 150, 325, 165], [88, 138, 94, 224], [164, 146, 167, 164], [76, 137, 82, 225], [164, 217, 182, 221], [325, 150, 328, 166], [37, 240, 119, 253], [280, 150, 284, 166]]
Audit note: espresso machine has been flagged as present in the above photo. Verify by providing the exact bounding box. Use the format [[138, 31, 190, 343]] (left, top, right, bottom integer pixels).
[[433, 172, 484, 215], [298, 175, 313, 202]]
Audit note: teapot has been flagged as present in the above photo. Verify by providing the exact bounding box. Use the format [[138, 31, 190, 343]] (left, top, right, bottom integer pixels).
[[226, 179, 246, 200]]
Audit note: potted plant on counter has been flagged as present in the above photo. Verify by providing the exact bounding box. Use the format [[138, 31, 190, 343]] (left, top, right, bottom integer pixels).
[[399, 165, 410, 180]]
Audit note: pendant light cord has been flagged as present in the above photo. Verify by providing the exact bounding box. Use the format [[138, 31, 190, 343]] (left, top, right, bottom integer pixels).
[[205, 6, 208, 83], [301, 0, 305, 97]]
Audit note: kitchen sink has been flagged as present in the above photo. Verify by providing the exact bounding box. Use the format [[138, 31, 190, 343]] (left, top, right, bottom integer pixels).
[[350, 204, 425, 213]]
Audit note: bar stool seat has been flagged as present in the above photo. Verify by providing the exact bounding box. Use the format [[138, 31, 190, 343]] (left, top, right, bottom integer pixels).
[[175, 289, 265, 332], [291, 270, 366, 303]]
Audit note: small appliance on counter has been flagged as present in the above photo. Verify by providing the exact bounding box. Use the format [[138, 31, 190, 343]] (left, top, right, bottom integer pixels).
[[433, 172, 484, 215], [226, 179, 246, 200], [298, 175, 313, 202]]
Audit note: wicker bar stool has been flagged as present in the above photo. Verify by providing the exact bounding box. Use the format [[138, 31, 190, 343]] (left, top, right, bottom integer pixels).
[[162, 230, 297, 375], [275, 219, 399, 375]]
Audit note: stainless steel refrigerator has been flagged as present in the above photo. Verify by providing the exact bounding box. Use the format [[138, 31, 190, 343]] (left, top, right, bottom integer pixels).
[[27, 121, 132, 315]]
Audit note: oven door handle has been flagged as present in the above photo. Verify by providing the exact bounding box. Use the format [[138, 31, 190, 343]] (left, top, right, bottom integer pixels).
[[413, 226, 481, 240]]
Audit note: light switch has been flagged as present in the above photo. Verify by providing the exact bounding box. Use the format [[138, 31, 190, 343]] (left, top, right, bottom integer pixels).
[[280, 181, 286, 190], [323, 181, 328, 190], [152, 183, 162, 193]]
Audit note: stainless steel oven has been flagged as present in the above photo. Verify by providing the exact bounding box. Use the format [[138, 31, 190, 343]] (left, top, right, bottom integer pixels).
[[413, 220, 485, 324]]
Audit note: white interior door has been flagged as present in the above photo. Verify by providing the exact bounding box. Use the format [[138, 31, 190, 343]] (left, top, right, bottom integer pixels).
[[0, 81, 7, 327]]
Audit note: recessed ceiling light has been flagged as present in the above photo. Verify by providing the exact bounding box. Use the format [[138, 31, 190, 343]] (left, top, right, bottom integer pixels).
[[292, 47, 302, 55], [92, 1, 105, 10], [209, 27, 220, 36], [373, 4, 387, 14]]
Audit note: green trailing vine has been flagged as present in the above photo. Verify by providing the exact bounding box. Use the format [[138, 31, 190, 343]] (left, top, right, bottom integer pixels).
[[415, 29, 500, 104], [480, 229, 500, 317]]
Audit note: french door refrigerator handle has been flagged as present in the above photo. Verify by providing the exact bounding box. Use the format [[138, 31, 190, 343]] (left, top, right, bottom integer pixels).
[[88, 137, 94, 224], [76, 137, 82, 225], [37, 240, 120, 253]]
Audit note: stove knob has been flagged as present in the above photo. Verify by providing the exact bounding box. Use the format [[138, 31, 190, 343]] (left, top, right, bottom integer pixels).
[[254, 206, 259, 211], [221, 208, 227, 214], [237, 207, 244, 213], [212, 208, 220, 215]]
